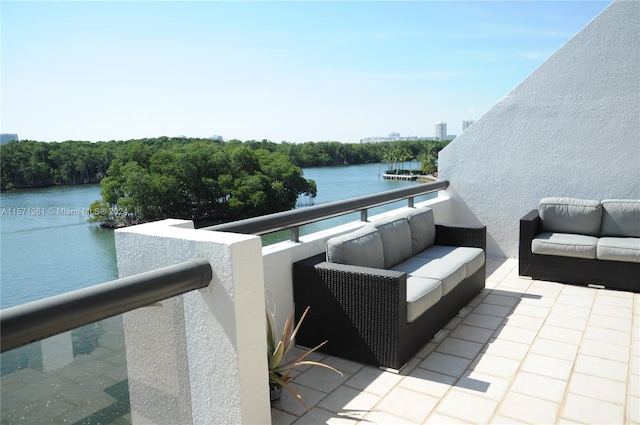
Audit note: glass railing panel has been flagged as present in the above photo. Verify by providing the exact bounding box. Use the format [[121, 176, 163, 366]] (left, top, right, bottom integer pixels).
[[261, 193, 437, 246], [1, 315, 130, 425]]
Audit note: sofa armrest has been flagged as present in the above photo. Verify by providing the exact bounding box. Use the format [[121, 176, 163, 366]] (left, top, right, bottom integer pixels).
[[313, 261, 407, 318], [434, 224, 486, 251], [519, 209, 541, 276], [292, 255, 407, 366]]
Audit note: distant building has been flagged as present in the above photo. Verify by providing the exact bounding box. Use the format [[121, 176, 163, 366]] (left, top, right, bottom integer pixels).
[[1, 134, 18, 145], [360, 132, 433, 143], [462, 120, 475, 131], [434, 122, 447, 141]]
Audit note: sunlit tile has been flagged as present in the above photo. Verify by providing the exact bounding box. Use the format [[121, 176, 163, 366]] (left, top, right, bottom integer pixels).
[[574, 354, 628, 382], [498, 392, 560, 424], [561, 394, 625, 424], [568, 372, 627, 404], [435, 389, 498, 424], [521, 353, 573, 381], [376, 387, 438, 423], [510, 371, 567, 403]]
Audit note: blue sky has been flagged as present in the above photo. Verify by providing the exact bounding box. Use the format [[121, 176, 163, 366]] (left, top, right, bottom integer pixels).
[[1, 1, 611, 143]]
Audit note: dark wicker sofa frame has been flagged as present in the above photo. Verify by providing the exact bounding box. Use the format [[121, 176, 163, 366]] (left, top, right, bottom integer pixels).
[[519, 209, 639, 292], [293, 224, 486, 371]]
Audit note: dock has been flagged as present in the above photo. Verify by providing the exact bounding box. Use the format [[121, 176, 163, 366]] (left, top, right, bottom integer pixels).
[[382, 173, 417, 181]]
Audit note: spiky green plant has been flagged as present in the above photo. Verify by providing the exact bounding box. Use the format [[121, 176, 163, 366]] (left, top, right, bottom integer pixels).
[[266, 305, 342, 409]]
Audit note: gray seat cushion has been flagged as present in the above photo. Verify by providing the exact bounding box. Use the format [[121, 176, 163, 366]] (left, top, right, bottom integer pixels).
[[401, 207, 436, 254], [531, 232, 598, 259], [406, 276, 442, 323], [601, 199, 640, 237], [371, 217, 412, 268], [391, 257, 466, 296], [414, 245, 485, 278], [326, 226, 384, 268], [596, 237, 640, 263], [539, 197, 602, 236]]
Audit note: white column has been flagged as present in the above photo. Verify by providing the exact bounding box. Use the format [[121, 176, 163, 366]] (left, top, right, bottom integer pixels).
[[115, 219, 270, 425]]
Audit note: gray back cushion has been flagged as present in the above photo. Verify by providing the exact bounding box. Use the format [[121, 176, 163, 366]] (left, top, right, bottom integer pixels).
[[601, 199, 640, 237], [404, 207, 436, 254], [326, 226, 384, 269], [372, 217, 412, 268], [539, 197, 602, 236]]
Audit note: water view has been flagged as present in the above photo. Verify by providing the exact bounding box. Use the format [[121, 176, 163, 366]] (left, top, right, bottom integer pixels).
[[0, 161, 427, 423], [0, 162, 423, 308]]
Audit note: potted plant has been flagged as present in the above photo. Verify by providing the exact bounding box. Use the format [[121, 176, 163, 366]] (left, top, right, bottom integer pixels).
[[266, 305, 342, 409]]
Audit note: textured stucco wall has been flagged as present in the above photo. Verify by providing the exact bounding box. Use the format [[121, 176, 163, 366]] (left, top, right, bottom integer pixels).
[[438, 0, 640, 258], [115, 219, 270, 425]]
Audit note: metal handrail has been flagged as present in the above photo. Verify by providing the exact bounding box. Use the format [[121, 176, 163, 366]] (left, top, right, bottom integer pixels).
[[205, 179, 449, 241], [0, 258, 213, 353]]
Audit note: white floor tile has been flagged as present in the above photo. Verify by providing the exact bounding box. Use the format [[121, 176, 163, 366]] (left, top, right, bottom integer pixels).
[[376, 387, 439, 424], [419, 352, 472, 378], [503, 314, 545, 330], [317, 386, 379, 418], [344, 366, 402, 397], [450, 324, 495, 344], [579, 338, 630, 362], [521, 353, 573, 381], [455, 370, 511, 401], [398, 367, 456, 397], [537, 324, 584, 345], [568, 372, 627, 404], [436, 337, 484, 360], [435, 389, 499, 424], [462, 313, 504, 330], [362, 410, 419, 425], [561, 393, 626, 424], [483, 338, 530, 361], [530, 338, 579, 361], [493, 325, 538, 344], [574, 354, 628, 382], [498, 392, 560, 424], [470, 353, 521, 379], [510, 371, 567, 403]]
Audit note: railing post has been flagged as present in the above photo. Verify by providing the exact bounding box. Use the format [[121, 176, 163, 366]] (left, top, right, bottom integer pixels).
[[290, 226, 299, 242], [360, 209, 368, 222], [115, 219, 270, 425], [408, 196, 415, 208]]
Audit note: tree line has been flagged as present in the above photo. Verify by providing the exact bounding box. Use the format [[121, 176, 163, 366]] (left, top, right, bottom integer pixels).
[[0, 137, 448, 191], [0, 137, 448, 226]]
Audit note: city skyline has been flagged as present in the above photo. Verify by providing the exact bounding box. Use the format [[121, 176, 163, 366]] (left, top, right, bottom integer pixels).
[[1, 1, 611, 144]]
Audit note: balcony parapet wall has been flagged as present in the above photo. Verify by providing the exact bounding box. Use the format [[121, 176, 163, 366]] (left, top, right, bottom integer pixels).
[[115, 219, 270, 425]]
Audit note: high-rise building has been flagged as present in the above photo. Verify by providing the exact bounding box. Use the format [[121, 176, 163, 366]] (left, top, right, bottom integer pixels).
[[462, 120, 475, 131], [0, 134, 18, 145], [434, 122, 447, 141]]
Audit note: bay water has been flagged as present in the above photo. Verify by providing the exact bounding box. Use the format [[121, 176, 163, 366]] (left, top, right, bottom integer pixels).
[[0, 162, 423, 309]]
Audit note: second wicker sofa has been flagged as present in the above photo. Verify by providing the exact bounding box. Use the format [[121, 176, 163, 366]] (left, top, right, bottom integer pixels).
[[293, 206, 486, 371]]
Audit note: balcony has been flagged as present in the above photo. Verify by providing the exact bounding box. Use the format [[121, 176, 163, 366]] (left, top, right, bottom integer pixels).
[[1, 183, 638, 424], [2, 1, 638, 423], [271, 257, 639, 424]]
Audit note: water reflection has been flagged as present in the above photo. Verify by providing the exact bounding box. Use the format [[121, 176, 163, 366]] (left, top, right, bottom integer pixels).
[[0, 316, 130, 424]]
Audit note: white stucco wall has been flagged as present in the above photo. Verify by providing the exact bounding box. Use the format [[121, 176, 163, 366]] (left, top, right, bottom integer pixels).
[[115, 219, 270, 425], [438, 0, 640, 258]]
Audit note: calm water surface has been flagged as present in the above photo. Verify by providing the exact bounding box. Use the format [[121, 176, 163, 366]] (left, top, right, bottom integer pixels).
[[0, 163, 424, 308], [0, 185, 117, 308]]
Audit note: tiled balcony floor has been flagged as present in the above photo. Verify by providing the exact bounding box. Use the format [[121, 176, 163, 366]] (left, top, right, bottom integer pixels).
[[271, 258, 640, 425]]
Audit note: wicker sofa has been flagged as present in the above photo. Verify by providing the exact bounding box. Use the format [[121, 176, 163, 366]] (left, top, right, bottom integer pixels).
[[293, 206, 486, 370], [519, 198, 640, 292]]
